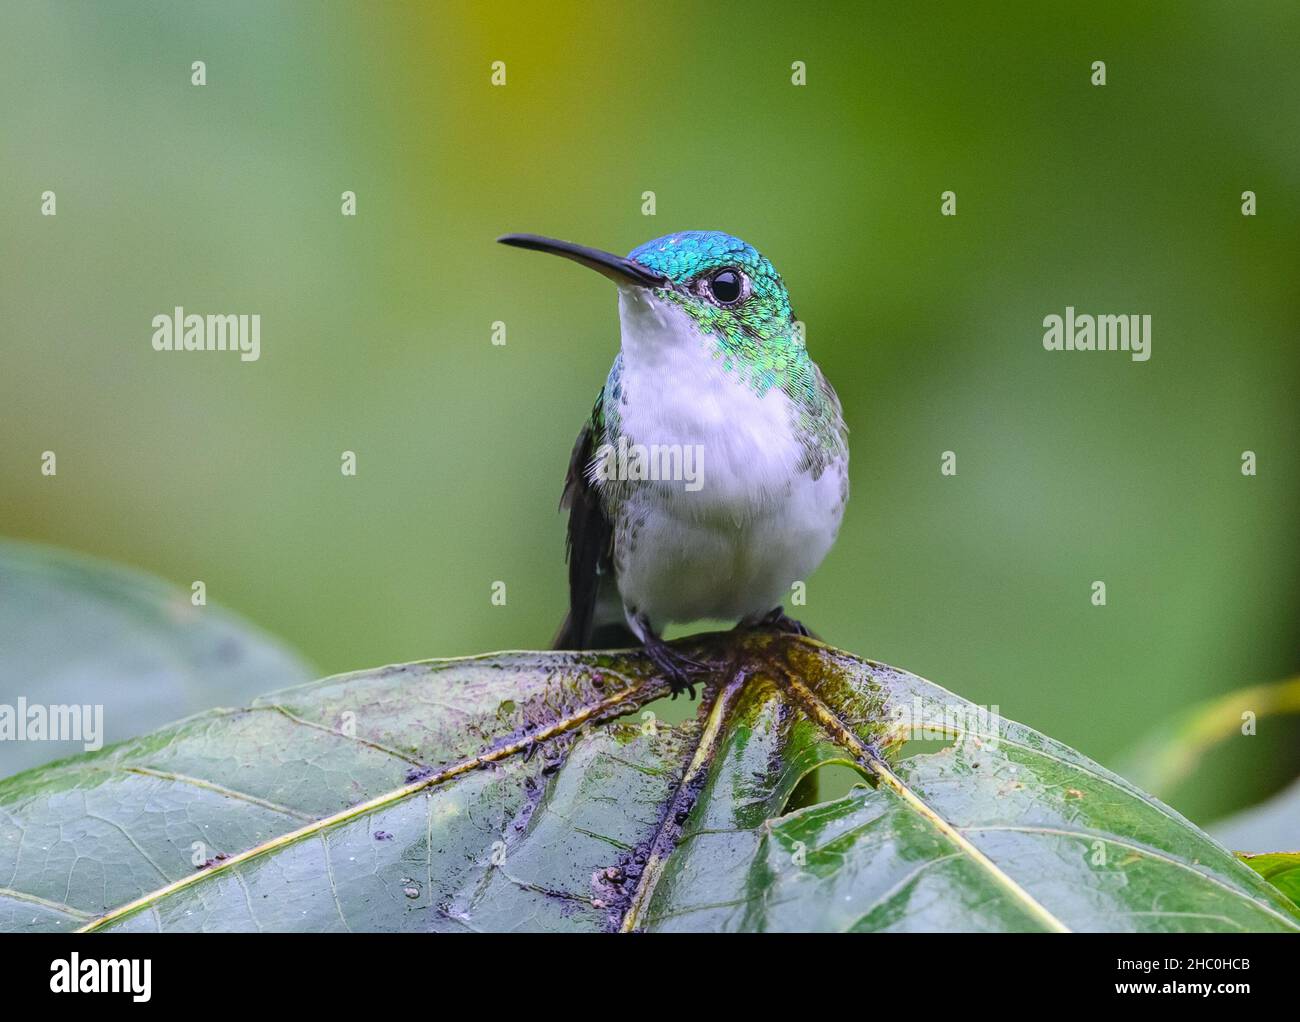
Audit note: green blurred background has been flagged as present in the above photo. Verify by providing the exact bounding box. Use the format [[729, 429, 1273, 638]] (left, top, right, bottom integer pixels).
[[2, 1, 1297, 824]]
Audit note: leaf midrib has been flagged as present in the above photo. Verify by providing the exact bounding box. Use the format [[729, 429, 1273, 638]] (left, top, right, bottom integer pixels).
[[771, 661, 1071, 933], [75, 675, 664, 932], [618, 665, 749, 931]]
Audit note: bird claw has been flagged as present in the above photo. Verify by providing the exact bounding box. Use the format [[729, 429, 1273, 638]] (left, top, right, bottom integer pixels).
[[643, 641, 706, 700], [757, 607, 814, 637]]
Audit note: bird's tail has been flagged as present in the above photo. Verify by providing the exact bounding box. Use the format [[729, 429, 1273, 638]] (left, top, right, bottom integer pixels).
[[552, 612, 637, 651], [551, 612, 583, 650]]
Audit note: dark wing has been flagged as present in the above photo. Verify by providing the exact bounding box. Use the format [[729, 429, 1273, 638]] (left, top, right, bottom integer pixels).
[[552, 395, 616, 649]]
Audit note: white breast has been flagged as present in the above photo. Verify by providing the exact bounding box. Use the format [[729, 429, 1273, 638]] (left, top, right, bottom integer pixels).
[[605, 288, 847, 627], [611, 288, 803, 513]]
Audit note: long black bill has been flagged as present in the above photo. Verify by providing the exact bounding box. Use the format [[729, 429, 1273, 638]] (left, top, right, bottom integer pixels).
[[497, 233, 669, 288]]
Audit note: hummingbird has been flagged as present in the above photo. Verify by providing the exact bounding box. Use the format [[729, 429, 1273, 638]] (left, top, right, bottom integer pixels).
[[498, 231, 849, 697]]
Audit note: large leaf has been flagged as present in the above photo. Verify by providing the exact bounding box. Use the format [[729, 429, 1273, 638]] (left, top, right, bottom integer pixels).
[[1238, 852, 1300, 907], [0, 540, 314, 777], [2, 635, 1295, 933]]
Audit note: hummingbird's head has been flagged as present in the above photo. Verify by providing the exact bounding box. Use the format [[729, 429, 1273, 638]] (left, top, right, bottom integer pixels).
[[498, 230, 803, 391], [622, 231, 794, 347]]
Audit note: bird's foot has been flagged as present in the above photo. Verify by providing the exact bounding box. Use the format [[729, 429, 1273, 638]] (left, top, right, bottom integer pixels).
[[641, 634, 709, 700], [753, 606, 815, 638]]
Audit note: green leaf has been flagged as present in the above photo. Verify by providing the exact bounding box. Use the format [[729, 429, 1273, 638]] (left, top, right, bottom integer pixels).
[[0, 540, 314, 778], [1237, 852, 1300, 908], [1, 634, 1294, 933]]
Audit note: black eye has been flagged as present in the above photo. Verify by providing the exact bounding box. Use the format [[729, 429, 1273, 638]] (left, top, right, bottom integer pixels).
[[708, 268, 743, 305]]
